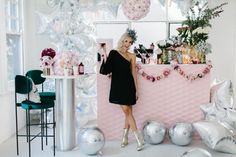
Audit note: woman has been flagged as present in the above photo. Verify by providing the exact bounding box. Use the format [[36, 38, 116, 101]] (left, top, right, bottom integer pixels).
[[100, 29, 144, 151]]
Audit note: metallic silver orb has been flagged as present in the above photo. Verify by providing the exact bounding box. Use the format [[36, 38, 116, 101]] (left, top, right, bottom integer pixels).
[[143, 120, 166, 144], [78, 127, 105, 155], [169, 122, 193, 146], [181, 148, 212, 157]]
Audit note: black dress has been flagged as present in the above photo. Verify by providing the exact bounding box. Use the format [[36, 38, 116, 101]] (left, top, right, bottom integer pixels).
[[100, 50, 136, 105]]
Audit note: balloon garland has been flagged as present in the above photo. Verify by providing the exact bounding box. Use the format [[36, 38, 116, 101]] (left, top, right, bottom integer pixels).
[[136, 61, 213, 82]]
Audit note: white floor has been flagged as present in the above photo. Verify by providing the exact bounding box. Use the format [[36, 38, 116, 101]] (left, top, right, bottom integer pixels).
[[0, 127, 235, 157]]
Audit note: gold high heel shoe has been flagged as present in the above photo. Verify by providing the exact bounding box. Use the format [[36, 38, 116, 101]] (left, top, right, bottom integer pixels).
[[133, 130, 145, 151], [121, 128, 129, 148]]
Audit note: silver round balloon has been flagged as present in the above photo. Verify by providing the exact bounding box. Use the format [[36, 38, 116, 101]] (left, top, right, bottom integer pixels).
[[169, 122, 193, 146], [78, 127, 105, 155], [143, 120, 166, 144], [181, 148, 212, 157]]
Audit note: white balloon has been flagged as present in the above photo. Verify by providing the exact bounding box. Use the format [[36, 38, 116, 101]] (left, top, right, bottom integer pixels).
[[172, 0, 193, 16], [79, 0, 121, 17], [76, 98, 97, 127], [200, 103, 236, 135], [35, 12, 52, 34], [47, 0, 60, 8], [221, 109, 236, 133], [210, 80, 234, 108], [216, 80, 234, 108], [200, 103, 227, 121], [193, 121, 236, 154], [181, 148, 212, 157]]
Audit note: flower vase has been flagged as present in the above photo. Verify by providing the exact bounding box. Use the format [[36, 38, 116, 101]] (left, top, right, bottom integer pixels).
[[162, 50, 168, 64], [177, 52, 183, 64], [200, 53, 206, 64], [73, 66, 78, 75], [190, 46, 198, 59], [43, 67, 51, 75], [64, 68, 69, 76], [197, 52, 206, 64], [167, 50, 173, 63]]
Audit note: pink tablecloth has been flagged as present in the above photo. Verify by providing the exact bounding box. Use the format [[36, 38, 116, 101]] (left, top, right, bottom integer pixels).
[[97, 64, 210, 140]]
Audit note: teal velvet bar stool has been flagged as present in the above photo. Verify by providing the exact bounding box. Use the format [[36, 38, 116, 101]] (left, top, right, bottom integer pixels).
[[25, 70, 56, 102], [26, 70, 56, 146], [15, 75, 55, 157]]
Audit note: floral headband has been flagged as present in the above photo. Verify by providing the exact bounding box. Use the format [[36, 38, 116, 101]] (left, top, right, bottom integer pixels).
[[126, 28, 137, 44]]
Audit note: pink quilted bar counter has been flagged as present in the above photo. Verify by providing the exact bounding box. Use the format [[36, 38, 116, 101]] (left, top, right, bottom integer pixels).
[[97, 64, 210, 140]]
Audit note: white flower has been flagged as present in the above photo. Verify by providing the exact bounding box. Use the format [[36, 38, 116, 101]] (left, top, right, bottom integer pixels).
[[193, 27, 209, 34], [156, 40, 166, 47]]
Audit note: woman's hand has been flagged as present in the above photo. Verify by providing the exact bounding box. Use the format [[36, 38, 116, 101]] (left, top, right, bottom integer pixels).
[[136, 91, 139, 101], [100, 46, 107, 61]]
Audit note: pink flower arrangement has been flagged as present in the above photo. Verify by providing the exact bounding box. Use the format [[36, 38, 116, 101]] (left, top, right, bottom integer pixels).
[[122, 0, 151, 20], [40, 56, 54, 67], [41, 48, 56, 58], [53, 51, 79, 76], [40, 48, 56, 68]]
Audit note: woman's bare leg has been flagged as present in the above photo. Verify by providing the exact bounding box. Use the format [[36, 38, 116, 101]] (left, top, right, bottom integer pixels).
[[124, 107, 132, 129], [121, 105, 144, 151], [121, 105, 137, 131]]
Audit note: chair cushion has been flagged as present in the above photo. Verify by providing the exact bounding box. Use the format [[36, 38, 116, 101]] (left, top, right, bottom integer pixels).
[[39, 92, 56, 100], [21, 100, 54, 110]]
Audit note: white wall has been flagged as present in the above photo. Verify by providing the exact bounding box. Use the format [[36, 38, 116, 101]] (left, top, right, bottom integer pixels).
[[24, 0, 56, 72], [0, 93, 26, 144], [0, 0, 25, 144], [0, 0, 55, 145], [208, 0, 236, 84]]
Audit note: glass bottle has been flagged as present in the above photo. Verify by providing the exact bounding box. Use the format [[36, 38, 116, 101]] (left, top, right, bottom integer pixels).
[[150, 43, 155, 50], [78, 62, 84, 75]]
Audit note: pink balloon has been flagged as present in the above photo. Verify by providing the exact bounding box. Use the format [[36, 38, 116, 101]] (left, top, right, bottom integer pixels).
[[122, 0, 151, 20]]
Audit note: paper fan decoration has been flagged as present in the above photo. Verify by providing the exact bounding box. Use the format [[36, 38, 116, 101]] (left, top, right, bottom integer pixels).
[[122, 0, 151, 20]]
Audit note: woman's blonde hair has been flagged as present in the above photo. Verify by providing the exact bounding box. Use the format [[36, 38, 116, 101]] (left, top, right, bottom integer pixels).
[[117, 29, 137, 52], [117, 33, 131, 52]]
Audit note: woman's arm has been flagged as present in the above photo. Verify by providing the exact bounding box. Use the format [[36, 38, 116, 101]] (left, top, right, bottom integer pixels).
[[99, 50, 113, 75], [130, 54, 138, 100]]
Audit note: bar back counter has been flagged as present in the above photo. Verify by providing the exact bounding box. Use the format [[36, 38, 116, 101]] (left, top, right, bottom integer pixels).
[[97, 64, 210, 140]]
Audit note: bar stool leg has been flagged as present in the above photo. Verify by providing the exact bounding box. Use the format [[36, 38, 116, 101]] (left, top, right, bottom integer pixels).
[[46, 109, 48, 146], [15, 106, 19, 155], [28, 109, 31, 157], [41, 109, 44, 151], [26, 111, 29, 142], [53, 107, 55, 156]]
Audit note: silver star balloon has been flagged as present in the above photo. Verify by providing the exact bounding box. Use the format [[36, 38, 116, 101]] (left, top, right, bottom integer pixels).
[[193, 121, 236, 154], [47, 0, 60, 8], [181, 148, 212, 157]]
